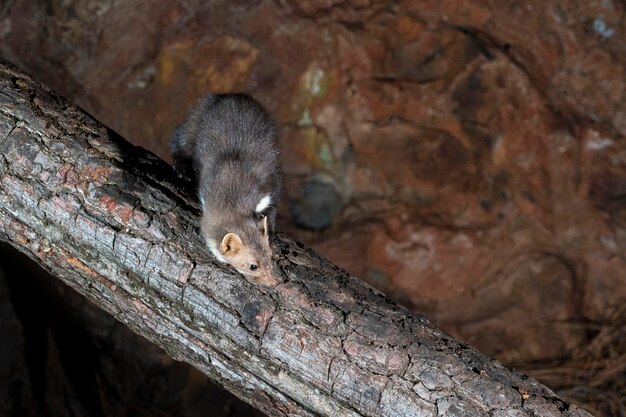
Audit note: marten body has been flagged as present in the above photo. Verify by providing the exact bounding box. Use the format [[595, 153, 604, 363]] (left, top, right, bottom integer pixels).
[[171, 94, 281, 284]]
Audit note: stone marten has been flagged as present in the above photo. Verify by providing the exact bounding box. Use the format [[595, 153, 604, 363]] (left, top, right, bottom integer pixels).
[[171, 94, 281, 284]]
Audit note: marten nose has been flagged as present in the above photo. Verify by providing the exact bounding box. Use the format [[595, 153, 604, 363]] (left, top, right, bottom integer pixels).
[[257, 273, 278, 286]]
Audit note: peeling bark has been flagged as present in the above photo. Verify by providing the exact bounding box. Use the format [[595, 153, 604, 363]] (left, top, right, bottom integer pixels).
[[0, 60, 594, 417]]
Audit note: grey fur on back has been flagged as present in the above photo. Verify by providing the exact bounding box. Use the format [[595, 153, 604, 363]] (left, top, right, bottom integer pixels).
[[171, 94, 281, 247]]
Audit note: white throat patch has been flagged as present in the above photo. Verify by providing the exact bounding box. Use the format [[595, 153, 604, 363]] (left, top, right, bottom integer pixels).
[[255, 194, 271, 214], [206, 238, 227, 263]]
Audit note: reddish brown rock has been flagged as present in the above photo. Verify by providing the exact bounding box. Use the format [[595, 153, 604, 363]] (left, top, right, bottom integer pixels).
[[1, 0, 625, 372]]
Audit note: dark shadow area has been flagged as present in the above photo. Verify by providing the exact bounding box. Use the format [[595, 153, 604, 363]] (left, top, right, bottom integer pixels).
[[0, 242, 265, 417]]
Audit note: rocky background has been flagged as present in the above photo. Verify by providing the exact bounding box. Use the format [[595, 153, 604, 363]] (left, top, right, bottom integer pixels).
[[0, 0, 624, 416]]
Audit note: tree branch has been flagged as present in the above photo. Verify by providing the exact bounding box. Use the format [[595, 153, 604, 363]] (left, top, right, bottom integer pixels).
[[0, 59, 594, 417]]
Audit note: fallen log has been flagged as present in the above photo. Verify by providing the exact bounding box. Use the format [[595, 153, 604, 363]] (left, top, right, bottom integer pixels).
[[0, 59, 594, 417]]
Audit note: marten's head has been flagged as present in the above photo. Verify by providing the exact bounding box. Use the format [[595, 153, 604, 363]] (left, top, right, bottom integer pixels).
[[203, 215, 276, 285]]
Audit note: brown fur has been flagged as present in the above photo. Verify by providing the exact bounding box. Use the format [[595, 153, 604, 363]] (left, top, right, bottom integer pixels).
[[171, 94, 281, 284]]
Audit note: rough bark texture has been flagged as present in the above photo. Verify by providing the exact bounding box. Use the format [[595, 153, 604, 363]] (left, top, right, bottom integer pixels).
[[0, 61, 595, 417], [0, 240, 268, 417]]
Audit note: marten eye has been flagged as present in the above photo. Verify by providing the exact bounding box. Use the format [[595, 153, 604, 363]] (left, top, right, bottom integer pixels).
[[249, 264, 258, 271]]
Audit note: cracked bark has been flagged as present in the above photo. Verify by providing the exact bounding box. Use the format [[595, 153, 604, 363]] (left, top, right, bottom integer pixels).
[[0, 59, 595, 417]]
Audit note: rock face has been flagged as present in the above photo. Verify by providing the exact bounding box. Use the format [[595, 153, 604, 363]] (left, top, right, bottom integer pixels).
[[1, 0, 624, 368]]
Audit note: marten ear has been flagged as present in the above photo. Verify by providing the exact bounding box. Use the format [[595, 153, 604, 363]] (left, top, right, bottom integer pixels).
[[260, 216, 269, 237], [220, 233, 243, 255]]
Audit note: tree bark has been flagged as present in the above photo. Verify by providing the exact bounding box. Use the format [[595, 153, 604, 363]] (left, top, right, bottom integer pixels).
[[0, 59, 594, 417]]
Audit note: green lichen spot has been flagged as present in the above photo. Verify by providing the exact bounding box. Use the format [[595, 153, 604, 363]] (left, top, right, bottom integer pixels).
[[318, 143, 333, 166], [298, 126, 336, 170], [287, 65, 337, 125], [306, 68, 326, 97], [298, 109, 314, 127]]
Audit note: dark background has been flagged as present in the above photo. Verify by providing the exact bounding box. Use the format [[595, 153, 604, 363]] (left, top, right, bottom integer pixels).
[[0, 1, 625, 416]]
